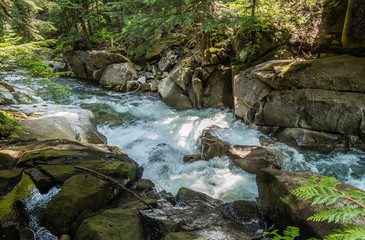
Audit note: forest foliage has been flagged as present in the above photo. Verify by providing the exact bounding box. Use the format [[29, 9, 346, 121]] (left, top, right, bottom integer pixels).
[[0, 0, 323, 60]]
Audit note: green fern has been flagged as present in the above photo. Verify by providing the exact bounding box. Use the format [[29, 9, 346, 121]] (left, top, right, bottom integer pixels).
[[292, 176, 365, 240]]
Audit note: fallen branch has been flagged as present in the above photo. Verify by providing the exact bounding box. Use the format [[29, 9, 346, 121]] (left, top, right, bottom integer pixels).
[[74, 165, 155, 211]]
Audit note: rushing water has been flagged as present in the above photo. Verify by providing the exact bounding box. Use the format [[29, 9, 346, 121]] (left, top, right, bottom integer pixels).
[[3, 73, 365, 203]]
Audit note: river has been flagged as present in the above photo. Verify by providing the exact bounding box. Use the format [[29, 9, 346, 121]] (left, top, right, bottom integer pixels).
[[4, 73, 365, 203]]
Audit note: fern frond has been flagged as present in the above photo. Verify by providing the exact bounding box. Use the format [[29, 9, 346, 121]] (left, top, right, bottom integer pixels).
[[308, 207, 365, 223], [326, 225, 365, 240]]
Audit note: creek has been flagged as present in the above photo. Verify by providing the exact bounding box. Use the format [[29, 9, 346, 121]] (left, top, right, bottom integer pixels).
[[4, 73, 365, 203]]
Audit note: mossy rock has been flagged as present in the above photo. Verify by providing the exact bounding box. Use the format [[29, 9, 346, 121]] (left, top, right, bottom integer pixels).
[[75, 208, 144, 240], [41, 174, 115, 237], [18, 149, 88, 167], [38, 160, 137, 185], [119, 198, 157, 211]]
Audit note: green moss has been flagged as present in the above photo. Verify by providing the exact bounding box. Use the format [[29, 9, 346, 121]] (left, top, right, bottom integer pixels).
[[119, 198, 157, 210], [19, 149, 88, 165], [76, 208, 144, 240], [0, 173, 35, 221]]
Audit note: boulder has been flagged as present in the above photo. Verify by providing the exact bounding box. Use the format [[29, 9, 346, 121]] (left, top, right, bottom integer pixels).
[[140, 83, 151, 92], [253, 56, 365, 93], [183, 154, 202, 163], [273, 128, 345, 153], [0, 83, 44, 105], [75, 208, 144, 240], [158, 57, 173, 72], [202, 69, 233, 109], [228, 145, 283, 174], [167, 62, 192, 91], [63, 50, 129, 80], [41, 174, 115, 237], [142, 187, 265, 240], [0, 169, 23, 198], [233, 56, 365, 150], [49, 61, 68, 73], [197, 128, 230, 160], [92, 69, 104, 81], [158, 78, 192, 109], [257, 89, 365, 135], [256, 169, 365, 239], [0, 139, 142, 179], [0, 104, 106, 144], [126, 80, 140, 92], [99, 62, 138, 91]]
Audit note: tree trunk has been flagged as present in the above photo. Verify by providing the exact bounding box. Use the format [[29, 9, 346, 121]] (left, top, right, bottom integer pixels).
[[80, 19, 92, 50]]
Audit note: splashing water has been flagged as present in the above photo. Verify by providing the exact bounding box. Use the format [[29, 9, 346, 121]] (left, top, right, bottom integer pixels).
[[3, 73, 365, 202]]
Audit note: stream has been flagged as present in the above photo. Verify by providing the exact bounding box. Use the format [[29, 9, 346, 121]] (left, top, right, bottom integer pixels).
[[3, 73, 364, 203]]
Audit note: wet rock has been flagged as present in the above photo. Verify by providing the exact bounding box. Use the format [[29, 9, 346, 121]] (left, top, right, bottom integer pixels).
[[41, 174, 115, 237], [142, 187, 266, 240], [75, 208, 144, 240], [99, 62, 138, 91], [24, 168, 53, 194], [228, 145, 283, 174], [0, 222, 34, 240], [256, 169, 365, 239], [0, 104, 106, 144], [131, 179, 155, 190], [0, 83, 44, 105], [164, 232, 202, 240], [0, 139, 142, 179], [0, 168, 23, 199], [274, 128, 345, 153], [183, 154, 202, 163], [197, 128, 230, 160]]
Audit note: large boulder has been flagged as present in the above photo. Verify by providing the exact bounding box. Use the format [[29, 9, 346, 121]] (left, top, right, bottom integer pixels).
[[99, 62, 138, 91], [228, 145, 283, 174], [142, 187, 266, 240], [253, 56, 365, 93], [40, 174, 115, 237], [233, 55, 365, 151], [63, 51, 129, 80], [158, 77, 193, 110], [0, 168, 23, 199], [256, 169, 365, 239], [75, 208, 144, 240], [256, 89, 365, 135], [202, 69, 233, 109], [0, 104, 106, 144]]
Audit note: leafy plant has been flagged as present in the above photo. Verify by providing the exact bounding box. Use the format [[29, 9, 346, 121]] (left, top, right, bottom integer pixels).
[[265, 176, 365, 240], [0, 111, 28, 137]]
